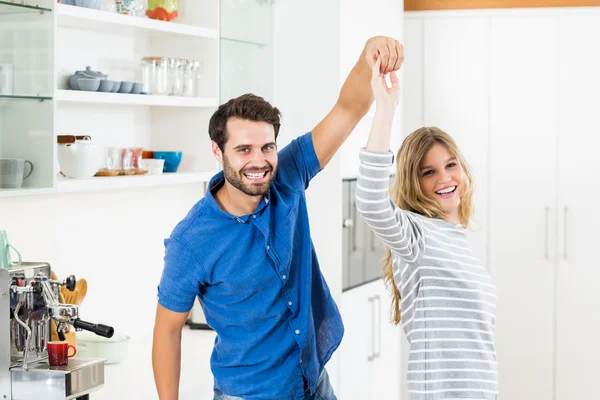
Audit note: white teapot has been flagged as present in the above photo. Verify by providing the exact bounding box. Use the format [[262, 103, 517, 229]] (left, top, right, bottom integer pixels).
[[58, 136, 104, 179]]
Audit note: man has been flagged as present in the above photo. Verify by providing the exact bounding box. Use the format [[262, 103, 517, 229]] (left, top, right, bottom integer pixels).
[[153, 36, 403, 400]]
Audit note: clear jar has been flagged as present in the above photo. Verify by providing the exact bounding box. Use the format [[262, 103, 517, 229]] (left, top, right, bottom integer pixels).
[[169, 58, 183, 96], [181, 59, 197, 97], [194, 60, 204, 97], [142, 57, 170, 95]]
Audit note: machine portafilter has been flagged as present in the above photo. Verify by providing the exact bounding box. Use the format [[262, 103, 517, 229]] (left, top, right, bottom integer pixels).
[[43, 275, 114, 339]]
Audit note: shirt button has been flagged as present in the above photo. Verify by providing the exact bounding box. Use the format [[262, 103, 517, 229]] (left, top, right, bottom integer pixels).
[[300, 359, 303, 364], [282, 275, 287, 280], [295, 330, 300, 335], [288, 301, 292, 306], [253, 215, 256, 219], [266, 245, 270, 250]]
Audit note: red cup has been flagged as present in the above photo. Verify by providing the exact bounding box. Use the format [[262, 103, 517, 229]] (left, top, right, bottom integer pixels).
[[48, 341, 76, 366]]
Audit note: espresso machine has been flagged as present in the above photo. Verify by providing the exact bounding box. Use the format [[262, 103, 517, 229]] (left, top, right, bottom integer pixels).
[[0, 262, 114, 400]]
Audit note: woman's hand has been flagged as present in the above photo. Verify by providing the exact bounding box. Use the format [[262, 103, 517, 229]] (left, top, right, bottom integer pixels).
[[365, 57, 401, 152], [370, 57, 401, 113]]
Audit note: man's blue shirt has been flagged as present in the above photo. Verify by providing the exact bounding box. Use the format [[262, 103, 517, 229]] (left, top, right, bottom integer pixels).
[[157, 132, 344, 399]]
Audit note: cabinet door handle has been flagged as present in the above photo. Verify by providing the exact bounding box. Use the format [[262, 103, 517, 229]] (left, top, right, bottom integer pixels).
[[544, 206, 550, 260], [369, 228, 376, 251], [351, 203, 357, 251], [562, 206, 569, 260], [373, 295, 381, 359], [367, 296, 375, 361]]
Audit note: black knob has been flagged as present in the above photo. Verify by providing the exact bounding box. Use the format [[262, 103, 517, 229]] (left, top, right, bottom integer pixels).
[[65, 275, 76, 291]]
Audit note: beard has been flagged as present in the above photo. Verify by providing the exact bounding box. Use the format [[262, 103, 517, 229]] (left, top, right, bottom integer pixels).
[[222, 153, 276, 197]]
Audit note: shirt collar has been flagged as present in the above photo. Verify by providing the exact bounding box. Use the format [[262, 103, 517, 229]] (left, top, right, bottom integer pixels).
[[206, 171, 270, 222]]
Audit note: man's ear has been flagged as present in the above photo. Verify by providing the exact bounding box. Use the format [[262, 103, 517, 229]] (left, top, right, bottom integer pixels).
[[212, 141, 223, 164]]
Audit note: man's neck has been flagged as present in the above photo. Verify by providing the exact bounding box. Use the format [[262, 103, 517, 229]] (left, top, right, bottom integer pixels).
[[214, 180, 263, 217]]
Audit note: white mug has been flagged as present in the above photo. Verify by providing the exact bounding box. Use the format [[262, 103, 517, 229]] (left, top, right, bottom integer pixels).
[[141, 159, 165, 176], [0, 64, 13, 96]]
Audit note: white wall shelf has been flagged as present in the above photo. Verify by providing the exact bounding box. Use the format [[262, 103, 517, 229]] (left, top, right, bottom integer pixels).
[[56, 172, 215, 193], [56, 3, 218, 40], [57, 90, 218, 108], [0, 173, 215, 197]]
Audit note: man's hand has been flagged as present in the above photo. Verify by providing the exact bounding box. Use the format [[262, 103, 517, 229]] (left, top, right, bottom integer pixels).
[[363, 36, 404, 74], [312, 35, 403, 169]]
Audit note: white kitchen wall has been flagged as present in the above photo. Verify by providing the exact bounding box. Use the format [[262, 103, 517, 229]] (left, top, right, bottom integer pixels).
[[339, 0, 404, 179], [273, 0, 343, 391], [0, 184, 209, 398]]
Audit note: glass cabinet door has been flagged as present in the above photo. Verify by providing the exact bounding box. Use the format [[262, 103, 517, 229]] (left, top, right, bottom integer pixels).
[[0, 1, 54, 193], [219, 0, 273, 103], [0, 1, 53, 100]]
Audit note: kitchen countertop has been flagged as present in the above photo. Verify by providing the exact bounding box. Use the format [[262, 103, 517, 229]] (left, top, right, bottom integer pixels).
[[93, 327, 217, 400]]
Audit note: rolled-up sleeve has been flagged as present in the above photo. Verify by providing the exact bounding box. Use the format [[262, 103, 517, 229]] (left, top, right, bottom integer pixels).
[[157, 235, 206, 313], [276, 132, 322, 191]]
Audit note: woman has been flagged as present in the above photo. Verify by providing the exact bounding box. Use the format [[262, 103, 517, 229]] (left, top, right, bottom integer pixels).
[[356, 58, 498, 399]]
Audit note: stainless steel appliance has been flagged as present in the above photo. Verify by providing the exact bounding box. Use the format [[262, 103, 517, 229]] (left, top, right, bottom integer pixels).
[[0, 262, 114, 399], [187, 301, 211, 330], [342, 178, 388, 291]]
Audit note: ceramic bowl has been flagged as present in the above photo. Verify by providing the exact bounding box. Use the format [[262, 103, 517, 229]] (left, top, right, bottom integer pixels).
[[153, 151, 183, 173], [131, 82, 144, 94], [111, 81, 122, 93], [98, 79, 115, 92], [77, 78, 100, 92], [76, 331, 130, 365], [118, 81, 134, 94]]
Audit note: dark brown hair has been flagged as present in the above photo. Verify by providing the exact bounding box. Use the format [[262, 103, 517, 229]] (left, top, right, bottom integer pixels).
[[208, 93, 281, 151]]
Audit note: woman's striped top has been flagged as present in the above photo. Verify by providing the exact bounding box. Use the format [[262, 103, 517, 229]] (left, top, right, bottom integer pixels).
[[355, 148, 498, 400]]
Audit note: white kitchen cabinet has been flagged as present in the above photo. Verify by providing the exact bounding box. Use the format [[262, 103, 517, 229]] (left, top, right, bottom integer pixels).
[[405, 8, 600, 400], [490, 13, 600, 400], [488, 15, 558, 400], [0, 2, 54, 194], [339, 282, 372, 400], [555, 15, 600, 400], [339, 279, 402, 400], [371, 283, 402, 400]]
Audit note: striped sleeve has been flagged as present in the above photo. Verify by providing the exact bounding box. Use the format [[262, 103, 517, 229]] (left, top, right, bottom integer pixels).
[[355, 148, 425, 264]]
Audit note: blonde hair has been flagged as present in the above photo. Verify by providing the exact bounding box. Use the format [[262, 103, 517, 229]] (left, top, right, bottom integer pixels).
[[384, 127, 475, 325]]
